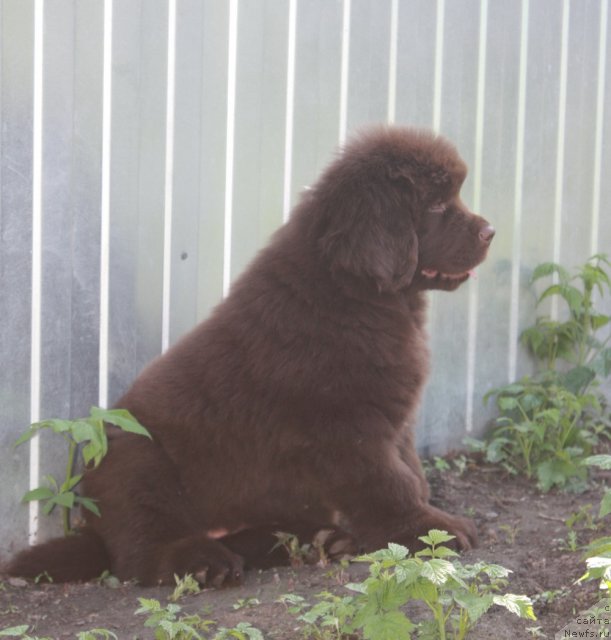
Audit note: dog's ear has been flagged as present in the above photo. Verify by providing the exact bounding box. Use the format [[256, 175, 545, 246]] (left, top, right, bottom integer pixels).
[[319, 190, 419, 293]]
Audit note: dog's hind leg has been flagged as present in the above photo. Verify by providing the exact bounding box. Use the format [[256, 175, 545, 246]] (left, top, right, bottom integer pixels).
[[81, 434, 244, 586]]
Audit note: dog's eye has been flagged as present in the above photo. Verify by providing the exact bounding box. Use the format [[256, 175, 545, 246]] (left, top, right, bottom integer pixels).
[[429, 203, 446, 214]]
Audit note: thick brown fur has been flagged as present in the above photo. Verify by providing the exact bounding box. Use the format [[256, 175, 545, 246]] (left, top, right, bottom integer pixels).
[[6, 126, 494, 586]]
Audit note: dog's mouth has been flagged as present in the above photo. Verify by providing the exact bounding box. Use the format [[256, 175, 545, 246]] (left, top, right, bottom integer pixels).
[[421, 268, 476, 282], [417, 268, 477, 291]]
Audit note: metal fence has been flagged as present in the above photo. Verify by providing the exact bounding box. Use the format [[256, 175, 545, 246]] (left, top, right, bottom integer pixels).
[[1, 0, 610, 555]]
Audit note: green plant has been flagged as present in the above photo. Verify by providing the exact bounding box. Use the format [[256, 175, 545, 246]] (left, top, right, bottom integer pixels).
[[565, 504, 598, 532], [212, 624, 263, 640], [432, 457, 450, 472], [33, 571, 53, 584], [498, 524, 520, 545], [232, 598, 261, 611], [559, 530, 579, 553], [169, 574, 201, 602], [287, 531, 535, 640], [295, 592, 359, 639], [0, 627, 117, 640], [424, 456, 469, 477], [135, 599, 263, 640], [15, 407, 151, 534], [481, 376, 608, 491], [521, 256, 611, 376], [273, 531, 311, 568], [76, 631, 118, 640], [0, 628, 47, 640], [583, 455, 611, 518], [95, 570, 120, 589], [479, 255, 611, 492], [136, 598, 214, 640], [532, 588, 570, 607], [557, 503, 600, 552], [577, 454, 611, 591]]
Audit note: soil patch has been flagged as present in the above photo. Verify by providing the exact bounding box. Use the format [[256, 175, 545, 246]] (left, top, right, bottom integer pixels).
[[1, 460, 608, 639]]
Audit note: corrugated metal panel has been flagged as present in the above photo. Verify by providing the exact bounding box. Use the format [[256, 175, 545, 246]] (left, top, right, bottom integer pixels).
[[1, 0, 610, 555]]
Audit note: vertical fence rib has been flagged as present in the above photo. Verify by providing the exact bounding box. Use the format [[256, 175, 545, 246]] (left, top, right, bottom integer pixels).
[[99, 0, 113, 408], [339, 0, 351, 145], [223, 0, 238, 297], [282, 0, 297, 222], [432, 0, 444, 132], [465, 0, 488, 432], [162, 0, 177, 351], [508, 0, 529, 382], [29, 0, 45, 545], [591, 0, 608, 255], [551, 0, 569, 320], [387, 0, 399, 124]]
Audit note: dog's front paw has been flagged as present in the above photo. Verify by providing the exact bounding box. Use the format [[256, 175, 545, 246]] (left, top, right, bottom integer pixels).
[[152, 536, 244, 587]]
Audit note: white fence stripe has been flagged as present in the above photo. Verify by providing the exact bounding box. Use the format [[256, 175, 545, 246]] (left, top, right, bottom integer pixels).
[[551, 0, 570, 320], [223, 0, 238, 297], [99, 0, 113, 409], [432, 0, 444, 132], [508, 0, 529, 382], [387, 0, 399, 125], [592, 0, 608, 255], [29, 0, 45, 545], [282, 0, 297, 222], [162, 0, 177, 352], [339, 0, 351, 145], [465, 0, 489, 433]]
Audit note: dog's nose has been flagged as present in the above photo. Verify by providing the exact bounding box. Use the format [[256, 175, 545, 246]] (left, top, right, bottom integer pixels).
[[479, 225, 495, 244]]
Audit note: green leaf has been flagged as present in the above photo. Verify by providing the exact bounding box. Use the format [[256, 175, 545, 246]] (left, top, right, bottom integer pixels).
[[592, 347, 611, 377], [78, 496, 102, 517], [394, 561, 422, 585], [520, 393, 544, 413], [530, 262, 569, 284], [91, 407, 152, 439], [69, 420, 98, 443], [386, 542, 410, 561], [539, 284, 584, 316], [419, 559, 455, 585], [416, 545, 458, 559], [52, 491, 76, 509], [0, 626, 31, 637], [536, 459, 579, 492], [14, 419, 74, 446], [492, 594, 536, 620], [22, 486, 55, 503], [498, 396, 519, 412], [453, 591, 494, 623], [481, 564, 511, 580], [583, 455, 611, 470], [590, 313, 610, 330], [418, 530, 456, 547], [76, 630, 119, 640], [62, 473, 83, 492], [362, 610, 415, 640], [561, 366, 596, 394], [599, 490, 611, 519]]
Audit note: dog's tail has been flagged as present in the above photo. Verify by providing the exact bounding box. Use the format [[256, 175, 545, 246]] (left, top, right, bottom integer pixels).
[[4, 528, 110, 583]]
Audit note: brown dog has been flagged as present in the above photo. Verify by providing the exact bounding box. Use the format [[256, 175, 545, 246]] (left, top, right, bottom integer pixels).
[[7, 126, 493, 586]]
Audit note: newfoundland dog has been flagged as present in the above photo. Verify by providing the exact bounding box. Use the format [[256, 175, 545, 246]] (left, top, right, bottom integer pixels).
[[7, 126, 494, 587]]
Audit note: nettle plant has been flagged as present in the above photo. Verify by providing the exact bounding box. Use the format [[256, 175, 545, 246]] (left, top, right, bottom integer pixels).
[[480, 255, 611, 492], [578, 454, 611, 591], [15, 407, 151, 534], [281, 530, 535, 640]]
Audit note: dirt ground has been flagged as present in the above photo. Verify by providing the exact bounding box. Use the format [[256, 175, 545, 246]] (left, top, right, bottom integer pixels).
[[1, 457, 608, 640]]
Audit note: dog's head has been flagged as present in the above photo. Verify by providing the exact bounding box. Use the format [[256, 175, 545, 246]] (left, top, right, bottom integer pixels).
[[313, 127, 494, 293]]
